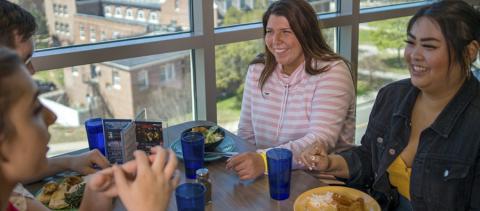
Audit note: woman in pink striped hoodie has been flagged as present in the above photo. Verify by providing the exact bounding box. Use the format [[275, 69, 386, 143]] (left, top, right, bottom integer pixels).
[[226, 0, 356, 180]]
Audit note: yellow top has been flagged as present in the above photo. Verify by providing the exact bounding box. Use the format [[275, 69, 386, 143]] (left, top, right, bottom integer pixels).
[[387, 156, 412, 200]]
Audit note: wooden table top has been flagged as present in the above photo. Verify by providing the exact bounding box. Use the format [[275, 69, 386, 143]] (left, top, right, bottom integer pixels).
[[26, 120, 326, 211], [164, 121, 325, 211]]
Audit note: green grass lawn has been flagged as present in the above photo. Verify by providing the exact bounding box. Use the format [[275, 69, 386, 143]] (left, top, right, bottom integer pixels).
[[160, 95, 241, 127], [48, 124, 87, 144], [217, 96, 241, 125], [359, 29, 374, 45], [33, 68, 65, 88]]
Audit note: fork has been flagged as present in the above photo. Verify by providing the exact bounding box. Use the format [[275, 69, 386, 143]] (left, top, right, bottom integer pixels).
[[204, 151, 239, 158]]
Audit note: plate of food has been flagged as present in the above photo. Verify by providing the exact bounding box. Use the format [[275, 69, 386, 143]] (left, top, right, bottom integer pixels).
[[293, 186, 381, 211], [182, 125, 225, 152], [35, 175, 85, 210], [171, 126, 235, 161]]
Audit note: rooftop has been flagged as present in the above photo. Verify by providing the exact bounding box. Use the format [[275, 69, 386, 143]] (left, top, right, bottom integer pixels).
[[101, 0, 162, 10], [105, 51, 190, 70]]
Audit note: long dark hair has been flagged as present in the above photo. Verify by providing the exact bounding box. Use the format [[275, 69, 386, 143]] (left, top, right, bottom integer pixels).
[[408, 1, 480, 78], [0, 47, 22, 140], [252, 0, 351, 90]]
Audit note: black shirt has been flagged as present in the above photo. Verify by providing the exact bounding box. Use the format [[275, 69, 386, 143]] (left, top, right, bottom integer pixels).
[[339, 78, 480, 211]]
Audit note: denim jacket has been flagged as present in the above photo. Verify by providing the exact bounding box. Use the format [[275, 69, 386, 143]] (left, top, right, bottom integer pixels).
[[339, 78, 480, 211]]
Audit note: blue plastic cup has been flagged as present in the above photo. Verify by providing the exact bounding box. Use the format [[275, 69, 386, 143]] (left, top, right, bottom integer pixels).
[[84, 118, 105, 156], [266, 148, 292, 200], [181, 132, 205, 179], [175, 183, 206, 211]]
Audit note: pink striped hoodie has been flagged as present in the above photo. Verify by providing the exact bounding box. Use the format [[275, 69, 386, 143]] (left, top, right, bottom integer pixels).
[[237, 59, 356, 169]]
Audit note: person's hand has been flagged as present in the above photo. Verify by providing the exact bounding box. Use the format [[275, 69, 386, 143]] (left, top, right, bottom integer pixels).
[[299, 142, 330, 171], [87, 149, 158, 197], [81, 154, 154, 211], [67, 149, 110, 175], [113, 147, 180, 211], [86, 162, 133, 198], [226, 152, 264, 180]]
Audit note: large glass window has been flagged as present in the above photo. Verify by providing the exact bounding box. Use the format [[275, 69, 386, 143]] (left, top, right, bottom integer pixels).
[[19, 0, 434, 152], [355, 17, 410, 143], [34, 51, 193, 156], [215, 27, 337, 132], [215, 39, 263, 132], [25, 0, 191, 50], [214, 0, 337, 28], [360, 0, 424, 8]]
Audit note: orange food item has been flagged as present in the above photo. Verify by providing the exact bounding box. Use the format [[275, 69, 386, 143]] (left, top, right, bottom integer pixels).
[[191, 127, 208, 133], [305, 192, 365, 211]]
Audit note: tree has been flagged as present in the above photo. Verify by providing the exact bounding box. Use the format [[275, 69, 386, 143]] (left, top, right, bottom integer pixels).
[[215, 3, 266, 101], [369, 17, 409, 67]]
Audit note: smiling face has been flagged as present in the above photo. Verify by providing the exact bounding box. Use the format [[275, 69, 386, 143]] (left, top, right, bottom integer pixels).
[[404, 17, 465, 93], [0, 66, 56, 183], [265, 14, 304, 74]]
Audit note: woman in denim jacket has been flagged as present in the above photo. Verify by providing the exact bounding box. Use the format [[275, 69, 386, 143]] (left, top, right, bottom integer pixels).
[[299, 1, 480, 210]]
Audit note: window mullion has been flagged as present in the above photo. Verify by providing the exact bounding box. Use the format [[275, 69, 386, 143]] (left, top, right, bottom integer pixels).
[[338, 0, 359, 83], [192, 0, 217, 122]]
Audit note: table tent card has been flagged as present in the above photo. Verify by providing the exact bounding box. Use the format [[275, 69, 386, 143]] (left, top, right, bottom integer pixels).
[[103, 119, 131, 164], [135, 121, 164, 153], [103, 118, 164, 164], [120, 121, 136, 163]]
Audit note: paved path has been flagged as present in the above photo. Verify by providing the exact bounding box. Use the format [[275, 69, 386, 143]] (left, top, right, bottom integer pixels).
[[48, 141, 88, 157]]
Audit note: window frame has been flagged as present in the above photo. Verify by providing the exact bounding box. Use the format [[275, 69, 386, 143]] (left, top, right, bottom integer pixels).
[[89, 27, 96, 43], [126, 8, 133, 20], [149, 12, 158, 24], [105, 6, 112, 17], [138, 70, 149, 90], [112, 70, 121, 89], [159, 63, 176, 82], [115, 7, 123, 18], [137, 10, 145, 21], [32, 0, 441, 122], [79, 24, 85, 40]]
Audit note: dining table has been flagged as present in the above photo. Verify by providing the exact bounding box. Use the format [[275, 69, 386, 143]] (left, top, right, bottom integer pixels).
[[26, 120, 327, 211]]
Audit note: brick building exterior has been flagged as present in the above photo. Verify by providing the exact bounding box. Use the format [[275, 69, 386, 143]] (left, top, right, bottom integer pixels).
[[44, 0, 191, 122]]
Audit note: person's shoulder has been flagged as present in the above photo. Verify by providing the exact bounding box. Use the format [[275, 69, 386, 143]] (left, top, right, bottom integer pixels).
[[246, 63, 264, 79], [312, 59, 350, 76], [310, 59, 352, 82], [313, 59, 345, 70], [382, 78, 412, 89], [466, 78, 480, 109], [248, 63, 264, 73], [376, 79, 413, 101]]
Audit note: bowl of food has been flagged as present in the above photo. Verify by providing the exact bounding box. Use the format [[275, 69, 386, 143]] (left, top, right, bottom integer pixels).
[[183, 125, 225, 152]]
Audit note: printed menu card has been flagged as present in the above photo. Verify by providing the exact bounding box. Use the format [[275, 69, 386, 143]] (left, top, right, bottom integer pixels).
[[103, 119, 163, 164]]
